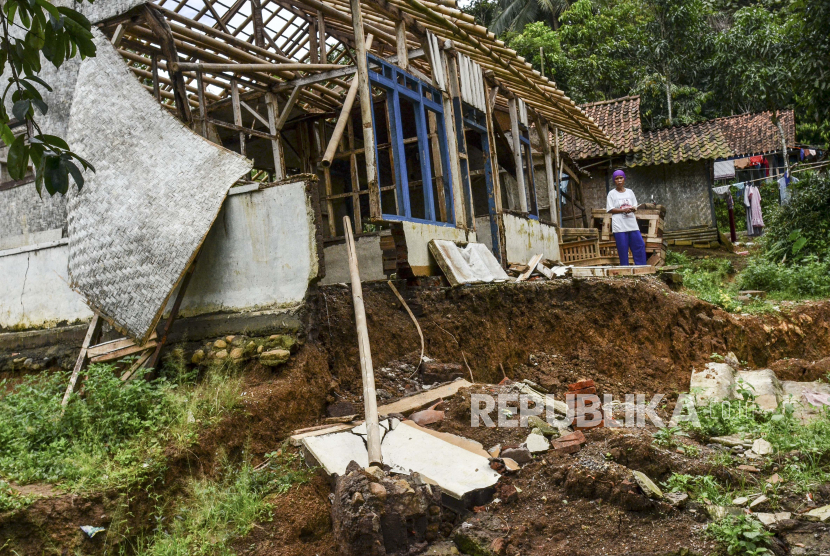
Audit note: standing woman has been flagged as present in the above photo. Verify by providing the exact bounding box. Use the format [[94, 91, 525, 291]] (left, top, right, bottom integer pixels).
[[606, 169, 647, 266]]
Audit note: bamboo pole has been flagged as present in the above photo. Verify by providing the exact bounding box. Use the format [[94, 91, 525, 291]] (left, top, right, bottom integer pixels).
[[322, 34, 374, 167], [173, 62, 349, 72], [344, 215, 383, 466]]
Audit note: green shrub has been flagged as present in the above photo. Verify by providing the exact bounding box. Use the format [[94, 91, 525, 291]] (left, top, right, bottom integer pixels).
[[706, 515, 773, 556], [760, 172, 830, 264], [739, 255, 830, 299]]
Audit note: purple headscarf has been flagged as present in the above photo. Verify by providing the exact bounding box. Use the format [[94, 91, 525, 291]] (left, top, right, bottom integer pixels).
[[613, 169, 626, 180]]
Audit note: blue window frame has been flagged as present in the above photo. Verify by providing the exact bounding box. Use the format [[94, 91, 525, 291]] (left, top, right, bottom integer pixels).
[[461, 103, 501, 261], [368, 55, 454, 226], [518, 124, 539, 219]]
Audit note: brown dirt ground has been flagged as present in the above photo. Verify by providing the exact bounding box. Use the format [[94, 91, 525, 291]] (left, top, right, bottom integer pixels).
[[3, 276, 830, 555]]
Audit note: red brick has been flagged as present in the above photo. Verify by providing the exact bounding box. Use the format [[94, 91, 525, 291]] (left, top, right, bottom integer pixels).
[[556, 431, 586, 444], [568, 379, 595, 391], [568, 386, 597, 395], [553, 440, 583, 454]]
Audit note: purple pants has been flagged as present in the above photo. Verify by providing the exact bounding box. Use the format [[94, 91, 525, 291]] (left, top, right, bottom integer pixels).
[[614, 230, 647, 266]]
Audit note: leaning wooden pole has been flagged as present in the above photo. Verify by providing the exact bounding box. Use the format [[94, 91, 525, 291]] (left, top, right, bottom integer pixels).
[[321, 34, 374, 167], [344, 216, 383, 466]]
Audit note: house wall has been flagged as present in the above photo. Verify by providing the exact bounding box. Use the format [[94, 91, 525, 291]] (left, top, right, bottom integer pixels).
[[0, 240, 93, 330], [320, 234, 387, 285], [501, 213, 560, 264], [401, 221, 475, 275], [0, 181, 67, 250], [167, 180, 320, 318], [581, 161, 714, 231]]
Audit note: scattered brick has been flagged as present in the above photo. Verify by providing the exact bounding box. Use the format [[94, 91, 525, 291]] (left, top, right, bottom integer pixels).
[[568, 379, 595, 391]]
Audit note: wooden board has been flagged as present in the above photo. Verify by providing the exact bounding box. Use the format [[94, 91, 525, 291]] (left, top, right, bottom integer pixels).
[[289, 423, 355, 446], [90, 341, 157, 363], [87, 332, 158, 358], [571, 265, 656, 277], [377, 380, 473, 416]]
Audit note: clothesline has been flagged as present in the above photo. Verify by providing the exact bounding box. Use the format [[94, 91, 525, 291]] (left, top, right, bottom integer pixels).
[[713, 160, 829, 189]]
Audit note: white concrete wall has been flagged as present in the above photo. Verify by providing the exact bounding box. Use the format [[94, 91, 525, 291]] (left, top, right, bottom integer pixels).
[[502, 213, 560, 265], [401, 221, 475, 275], [321, 234, 386, 285], [0, 240, 93, 329], [170, 181, 319, 318]]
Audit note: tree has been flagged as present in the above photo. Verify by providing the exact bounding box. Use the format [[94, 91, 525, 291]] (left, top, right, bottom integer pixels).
[[1, 0, 96, 196], [712, 5, 795, 173], [490, 0, 570, 35], [640, 0, 713, 126], [462, 0, 503, 28]]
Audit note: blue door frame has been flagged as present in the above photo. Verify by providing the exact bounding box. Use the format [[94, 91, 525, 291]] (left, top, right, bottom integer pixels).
[[462, 104, 502, 262], [367, 55, 454, 227]]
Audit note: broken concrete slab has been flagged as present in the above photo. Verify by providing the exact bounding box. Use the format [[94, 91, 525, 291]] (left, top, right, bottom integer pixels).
[[755, 512, 791, 527], [302, 418, 500, 504], [289, 423, 355, 446], [378, 380, 473, 416], [733, 496, 749, 506], [749, 495, 769, 510], [525, 433, 550, 453], [690, 362, 736, 406], [501, 447, 531, 464], [397, 420, 492, 459], [428, 240, 510, 286], [804, 505, 830, 522], [782, 381, 830, 422], [736, 369, 783, 410]]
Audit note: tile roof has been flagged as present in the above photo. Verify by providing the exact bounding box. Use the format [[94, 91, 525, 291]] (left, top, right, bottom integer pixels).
[[626, 120, 733, 167], [559, 96, 643, 159], [560, 95, 796, 167], [710, 110, 795, 158]]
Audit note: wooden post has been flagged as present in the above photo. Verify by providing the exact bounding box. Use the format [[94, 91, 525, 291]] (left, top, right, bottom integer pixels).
[[151, 55, 161, 101], [276, 85, 302, 131], [321, 34, 374, 167], [344, 216, 382, 466], [266, 92, 286, 180], [348, 0, 380, 219], [540, 119, 557, 224], [309, 19, 319, 64], [250, 0, 266, 48], [111, 24, 126, 47], [231, 79, 246, 157], [143, 5, 192, 123], [443, 51, 470, 228], [318, 10, 327, 63], [553, 126, 560, 225], [196, 71, 208, 139], [508, 97, 527, 212], [147, 253, 200, 372], [396, 20, 408, 71], [61, 314, 103, 411]]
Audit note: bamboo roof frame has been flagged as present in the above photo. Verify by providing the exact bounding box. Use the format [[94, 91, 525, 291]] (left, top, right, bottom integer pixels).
[[99, 0, 611, 147]]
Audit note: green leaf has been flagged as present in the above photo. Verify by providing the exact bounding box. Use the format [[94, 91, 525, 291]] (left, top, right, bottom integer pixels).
[[7, 135, 30, 180], [12, 99, 31, 122], [788, 230, 801, 241], [0, 124, 15, 147], [37, 134, 68, 150], [65, 159, 84, 190], [792, 236, 807, 254]]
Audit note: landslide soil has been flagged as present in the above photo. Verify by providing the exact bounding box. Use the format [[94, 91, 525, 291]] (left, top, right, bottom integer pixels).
[[3, 277, 830, 555]]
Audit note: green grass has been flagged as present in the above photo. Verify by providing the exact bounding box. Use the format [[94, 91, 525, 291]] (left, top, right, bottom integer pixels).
[[0, 355, 243, 495], [128, 449, 312, 556], [706, 515, 773, 556], [662, 473, 731, 506], [0, 479, 34, 512]]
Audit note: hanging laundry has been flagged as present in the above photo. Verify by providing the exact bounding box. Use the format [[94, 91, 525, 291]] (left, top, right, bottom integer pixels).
[[778, 174, 799, 205], [734, 157, 752, 169], [743, 183, 751, 207], [748, 185, 764, 235], [714, 160, 736, 180], [712, 184, 731, 196], [749, 155, 765, 165]]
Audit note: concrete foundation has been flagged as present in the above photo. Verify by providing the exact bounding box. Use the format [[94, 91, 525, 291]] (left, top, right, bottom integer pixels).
[[321, 234, 386, 285]]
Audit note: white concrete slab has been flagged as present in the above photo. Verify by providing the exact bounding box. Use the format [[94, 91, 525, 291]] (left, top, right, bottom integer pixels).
[[690, 363, 736, 406], [736, 369, 782, 411]]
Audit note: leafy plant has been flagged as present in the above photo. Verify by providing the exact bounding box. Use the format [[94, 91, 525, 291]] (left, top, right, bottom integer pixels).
[[662, 473, 729, 504], [1, 0, 97, 195], [0, 479, 34, 512], [706, 515, 773, 556], [652, 425, 689, 448]]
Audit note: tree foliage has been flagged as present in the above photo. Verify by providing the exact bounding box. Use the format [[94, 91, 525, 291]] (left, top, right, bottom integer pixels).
[[0, 0, 96, 196]]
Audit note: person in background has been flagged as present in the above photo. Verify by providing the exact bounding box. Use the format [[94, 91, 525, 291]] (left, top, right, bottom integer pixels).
[[606, 169, 647, 266]]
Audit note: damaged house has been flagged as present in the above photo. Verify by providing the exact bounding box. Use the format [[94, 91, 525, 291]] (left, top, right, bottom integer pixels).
[[0, 0, 611, 339], [560, 96, 795, 239]]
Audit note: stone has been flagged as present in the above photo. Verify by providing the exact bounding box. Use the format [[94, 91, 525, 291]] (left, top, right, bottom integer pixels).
[[453, 514, 508, 556], [725, 352, 741, 368], [495, 482, 518, 504], [368, 482, 387, 501], [259, 348, 291, 367], [527, 415, 561, 438], [737, 370, 783, 411], [214, 349, 228, 359], [632, 470, 663, 499], [525, 433, 550, 453], [767, 473, 783, 484], [352, 491, 365, 505], [706, 505, 745, 520], [749, 495, 769, 510], [257, 345, 264, 354], [732, 496, 749, 506], [213, 339, 227, 349], [225, 335, 236, 344], [755, 512, 791, 527], [424, 542, 460, 555], [752, 439, 774, 455], [488, 444, 501, 458], [711, 435, 750, 447], [737, 465, 760, 473], [665, 492, 689, 508], [501, 447, 532, 464], [229, 347, 244, 359], [410, 406, 445, 426], [804, 505, 830, 522], [365, 466, 385, 481], [191, 350, 205, 364], [690, 363, 736, 406]]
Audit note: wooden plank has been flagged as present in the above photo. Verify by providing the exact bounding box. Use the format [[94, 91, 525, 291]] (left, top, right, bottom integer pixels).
[[275, 85, 302, 131], [290, 423, 355, 446], [231, 79, 245, 156], [87, 332, 158, 358], [265, 92, 285, 180], [377, 380, 473, 416], [90, 342, 157, 363], [517, 253, 543, 282], [61, 315, 103, 410]]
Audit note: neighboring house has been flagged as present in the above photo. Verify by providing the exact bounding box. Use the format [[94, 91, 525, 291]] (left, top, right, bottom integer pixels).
[[0, 0, 610, 333], [561, 96, 795, 232]]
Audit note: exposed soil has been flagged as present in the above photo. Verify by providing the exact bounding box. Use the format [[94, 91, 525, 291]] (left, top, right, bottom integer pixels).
[[3, 277, 830, 555]]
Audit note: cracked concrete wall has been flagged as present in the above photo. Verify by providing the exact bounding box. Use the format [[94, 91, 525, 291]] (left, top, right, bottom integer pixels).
[[0, 242, 92, 330]]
